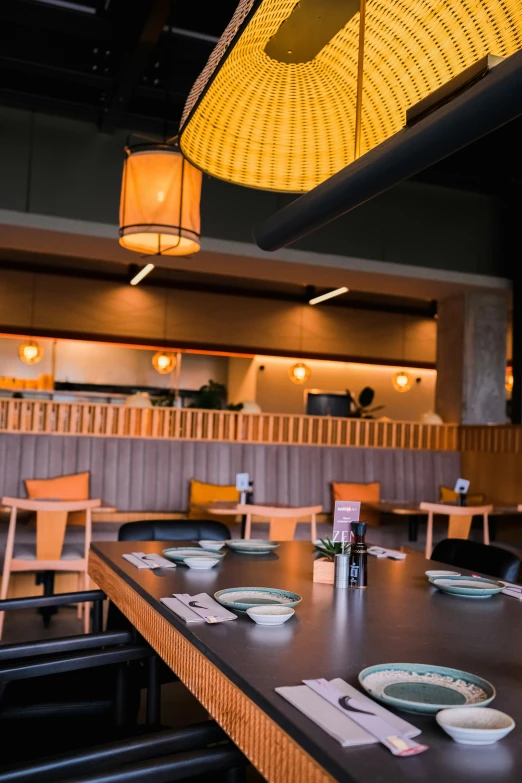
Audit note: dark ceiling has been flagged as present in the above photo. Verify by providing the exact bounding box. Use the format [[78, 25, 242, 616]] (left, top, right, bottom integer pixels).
[[1, 0, 521, 196]]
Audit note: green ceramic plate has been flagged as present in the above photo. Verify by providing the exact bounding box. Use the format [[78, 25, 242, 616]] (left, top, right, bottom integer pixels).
[[162, 547, 224, 563], [214, 586, 302, 612], [429, 575, 503, 598], [225, 540, 279, 555], [359, 663, 495, 715]]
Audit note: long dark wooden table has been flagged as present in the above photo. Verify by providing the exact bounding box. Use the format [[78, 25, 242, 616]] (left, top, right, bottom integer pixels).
[[89, 541, 522, 783]]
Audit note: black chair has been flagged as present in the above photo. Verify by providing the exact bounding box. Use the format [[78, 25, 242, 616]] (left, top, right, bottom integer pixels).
[[0, 723, 246, 783], [118, 519, 231, 542], [431, 538, 521, 581], [0, 591, 158, 761]]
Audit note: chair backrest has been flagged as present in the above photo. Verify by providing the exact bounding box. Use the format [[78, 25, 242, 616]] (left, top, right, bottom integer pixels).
[[188, 479, 239, 520], [431, 538, 520, 582], [25, 471, 91, 527], [25, 471, 90, 500], [2, 498, 101, 562], [331, 482, 380, 526], [439, 486, 485, 506], [118, 519, 231, 543]]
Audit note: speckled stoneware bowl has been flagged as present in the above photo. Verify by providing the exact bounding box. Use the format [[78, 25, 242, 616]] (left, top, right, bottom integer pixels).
[[436, 707, 515, 744], [214, 587, 302, 612], [162, 547, 224, 563], [428, 575, 503, 598], [359, 663, 495, 715], [225, 540, 279, 555], [199, 540, 226, 551], [246, 606, 295, 625], [183, 557, 220, 570]]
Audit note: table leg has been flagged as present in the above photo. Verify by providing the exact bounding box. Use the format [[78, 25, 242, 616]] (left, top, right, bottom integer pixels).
[[489, 517, 497, 542], [240, 514, 247, 539], [310, 514, 317, 542], [268, 517, 297, 541], [408, 516, 419, 542], [483, 513, 490, 546], [244, 514, 252, 540], [425, 512, 433, 559]]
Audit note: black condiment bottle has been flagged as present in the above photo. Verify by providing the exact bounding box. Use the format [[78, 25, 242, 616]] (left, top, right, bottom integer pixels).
[[349, 522, 368, 588]]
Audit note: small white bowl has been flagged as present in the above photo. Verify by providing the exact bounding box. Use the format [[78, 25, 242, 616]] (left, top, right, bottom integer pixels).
[[199, 540, 225, 551], [183, 557, 220, 570], [426, 569, 461, 578], [436, 707, 515, 745], [246, 606, 295, 625]]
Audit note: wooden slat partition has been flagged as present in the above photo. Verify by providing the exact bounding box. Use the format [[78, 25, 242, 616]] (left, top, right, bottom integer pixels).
[[0, 399, 459, 450]]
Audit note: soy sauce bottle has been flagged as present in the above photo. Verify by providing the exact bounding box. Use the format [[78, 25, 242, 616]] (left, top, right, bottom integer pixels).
[[349, 522, 368, 588]]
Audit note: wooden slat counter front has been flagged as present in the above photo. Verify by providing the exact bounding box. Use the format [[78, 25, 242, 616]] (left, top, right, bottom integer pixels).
[[89, 542, 522, 783]]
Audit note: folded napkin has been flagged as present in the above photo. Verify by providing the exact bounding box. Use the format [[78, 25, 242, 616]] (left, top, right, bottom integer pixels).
[[123, 552, 177, 569], [276, 678, 420, 747], [368, 546, 406, 560], [173, 593, 238, 624], [161, 596, 205, 624], [499, 580, 522, 599]]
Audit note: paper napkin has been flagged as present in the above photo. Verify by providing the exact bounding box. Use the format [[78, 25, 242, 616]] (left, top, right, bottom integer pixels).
[[276, 678, 420, 747], [123, 552, 177, 569], [368, 546, 406, 560], [160, 596, 206, 624], [174, 593, 238, 623]]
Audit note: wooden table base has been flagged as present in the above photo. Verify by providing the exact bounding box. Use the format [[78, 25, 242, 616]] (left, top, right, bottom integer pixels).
[[89, 551, 334, 783]]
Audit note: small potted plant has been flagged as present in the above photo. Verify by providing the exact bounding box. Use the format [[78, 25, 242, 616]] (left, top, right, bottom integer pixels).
[[313, 538, 350, 584]]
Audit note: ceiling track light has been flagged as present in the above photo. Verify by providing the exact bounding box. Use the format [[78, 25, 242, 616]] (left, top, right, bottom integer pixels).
[[309, 286, 349, 305], [130, 263, 155, 286]]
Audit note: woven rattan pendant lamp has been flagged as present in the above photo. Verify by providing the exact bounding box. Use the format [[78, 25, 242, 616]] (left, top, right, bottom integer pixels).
[[180, 0, 522, 193]]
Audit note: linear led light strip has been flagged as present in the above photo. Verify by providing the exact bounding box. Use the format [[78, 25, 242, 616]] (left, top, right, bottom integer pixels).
[[309, 287, 349, 305], [130, 263, 155, 286]]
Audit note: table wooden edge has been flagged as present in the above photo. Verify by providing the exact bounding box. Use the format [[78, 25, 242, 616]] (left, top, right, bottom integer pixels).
[[88, 550, 335, 783]]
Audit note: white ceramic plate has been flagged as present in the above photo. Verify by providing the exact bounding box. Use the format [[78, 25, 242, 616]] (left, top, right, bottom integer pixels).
[[246, 606, 295, 625], [183, 557, 220, 570], [436, 707, 515, 744], [225, 540, 279, 555]]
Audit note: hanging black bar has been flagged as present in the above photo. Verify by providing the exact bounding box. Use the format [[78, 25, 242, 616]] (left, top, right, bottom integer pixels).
[[254, 49, 522, 251]]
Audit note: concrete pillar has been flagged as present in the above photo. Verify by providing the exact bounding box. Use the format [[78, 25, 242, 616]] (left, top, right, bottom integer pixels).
[[436, 292, 508, 424]]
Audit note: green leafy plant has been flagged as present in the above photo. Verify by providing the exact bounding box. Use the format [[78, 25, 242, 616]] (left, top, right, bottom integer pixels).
[[188, 380, 243, 411], [314, 537, 350, 560], [347, 386, 385, 419]]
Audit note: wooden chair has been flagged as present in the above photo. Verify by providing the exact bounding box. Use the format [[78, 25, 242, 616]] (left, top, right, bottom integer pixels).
[[0, 497, 101, 638], [419, 502, 493, 559], [331, 482, 381, 527]]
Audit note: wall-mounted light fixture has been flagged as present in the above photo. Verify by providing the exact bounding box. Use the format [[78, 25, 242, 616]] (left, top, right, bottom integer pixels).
[[152, 351, 177, 375], [130, 263, 155, 286], [19, 340, 43, 366], [309, 287, 349, 306], [392, 371, 412, 392], [289, 362, 311, 384], [506, 367, 514, 393]]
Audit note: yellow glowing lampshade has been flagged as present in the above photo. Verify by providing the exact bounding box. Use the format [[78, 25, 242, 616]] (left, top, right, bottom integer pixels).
[[19, 341, 43, 365], [506, 368, 514, 393], [152, 351, 177, 375], [392, 371, 411, 393], [180, 0, 522, 193], [119, 144, 202, 256], [289, 362, 311, 384]]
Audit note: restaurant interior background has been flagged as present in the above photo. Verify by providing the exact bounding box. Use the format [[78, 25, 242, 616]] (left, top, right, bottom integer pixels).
[[0, 1, 522, 781]]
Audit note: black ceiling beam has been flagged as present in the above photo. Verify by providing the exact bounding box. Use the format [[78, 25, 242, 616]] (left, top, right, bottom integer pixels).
[[255, 50, 522, 251], [99, 0, 171, 133], [1, 0, 109, 39]]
